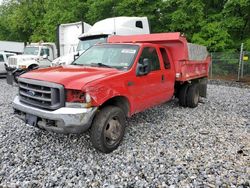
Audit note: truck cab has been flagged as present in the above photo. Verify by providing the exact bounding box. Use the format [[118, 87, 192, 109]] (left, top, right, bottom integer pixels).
[[0, 51, 15, 76], [51, 17, 150, 66], [12, 33, 210, 153], [7, 43, 57, 71]]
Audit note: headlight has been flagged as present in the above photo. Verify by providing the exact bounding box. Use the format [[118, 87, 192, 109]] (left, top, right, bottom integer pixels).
[[59, 62, 66, 66], [19, 65, 27, 69], [65, 90, 92, 108]]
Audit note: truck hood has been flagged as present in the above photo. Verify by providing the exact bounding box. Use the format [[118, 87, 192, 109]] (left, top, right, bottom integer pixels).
[[51, 53, 75, 66], [8, 55, 38, 66], [51, 51, 85, 66], [20, 65, 121, 90], [10, 54, 37, 61]]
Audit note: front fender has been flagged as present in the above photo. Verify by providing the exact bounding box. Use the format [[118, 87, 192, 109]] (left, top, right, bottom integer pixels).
[[18, 60, 39, 69], [84, 84, 134, 116]]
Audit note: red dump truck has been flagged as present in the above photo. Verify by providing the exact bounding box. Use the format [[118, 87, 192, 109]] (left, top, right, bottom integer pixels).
[[12, 33, 210, 153]]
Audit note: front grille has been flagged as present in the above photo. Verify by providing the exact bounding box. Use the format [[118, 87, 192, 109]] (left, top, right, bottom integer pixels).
[[8, 58, 17, 66], [18, 78, 65, 110]]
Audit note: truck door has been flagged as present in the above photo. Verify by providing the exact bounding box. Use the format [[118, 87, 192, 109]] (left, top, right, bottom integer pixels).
[[129, 46, 167, 112], [159, 47, 175, 100], [39, 47, 51, 67]]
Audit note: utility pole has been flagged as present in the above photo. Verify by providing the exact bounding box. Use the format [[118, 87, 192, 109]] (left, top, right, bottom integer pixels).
[[237, 43, 244, 81], [241, 51, 245, 78]]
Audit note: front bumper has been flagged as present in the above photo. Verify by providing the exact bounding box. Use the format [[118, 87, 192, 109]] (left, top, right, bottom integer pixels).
[[13, 96, 98, 134], [5, 64, 19, 72]]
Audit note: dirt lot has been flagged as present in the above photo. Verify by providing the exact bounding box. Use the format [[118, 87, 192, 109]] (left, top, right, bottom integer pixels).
[[0, 78, 249, 187]]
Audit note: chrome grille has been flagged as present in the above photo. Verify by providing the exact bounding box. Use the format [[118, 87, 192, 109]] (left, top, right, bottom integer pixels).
[[18, 78, 65, 110], [8, 57, 17, 66]]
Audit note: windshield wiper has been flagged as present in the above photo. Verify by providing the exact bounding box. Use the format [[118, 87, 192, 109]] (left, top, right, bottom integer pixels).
[[91, 63, 112, 68]]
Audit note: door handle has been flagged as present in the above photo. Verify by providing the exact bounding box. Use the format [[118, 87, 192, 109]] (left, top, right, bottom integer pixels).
[[161, 75, 165, 81]]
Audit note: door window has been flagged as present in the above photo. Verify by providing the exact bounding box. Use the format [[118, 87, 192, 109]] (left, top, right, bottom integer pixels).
[[139, 47, 160, 71], [160, 48, 171, 69], [0, 54, 4, 62], [40, 48, 50, 56], [136, 21, 143, 29]]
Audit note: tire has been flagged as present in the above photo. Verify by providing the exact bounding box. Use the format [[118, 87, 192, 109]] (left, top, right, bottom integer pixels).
[[90, 106, 126, 153], [186, 83, 199, 108], [178, 84, 190, 107], [13, 72, 19, 83], [28, 64, 39, 70]]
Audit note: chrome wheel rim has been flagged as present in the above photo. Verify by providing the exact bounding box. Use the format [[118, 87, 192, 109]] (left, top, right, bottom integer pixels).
[[104, 117, 122, 146]]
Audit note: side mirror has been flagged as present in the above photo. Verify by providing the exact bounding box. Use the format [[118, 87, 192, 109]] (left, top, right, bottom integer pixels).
[[136, 58, 151, 76], [74, 51, 79, 60], [42, 54, 48, 59]]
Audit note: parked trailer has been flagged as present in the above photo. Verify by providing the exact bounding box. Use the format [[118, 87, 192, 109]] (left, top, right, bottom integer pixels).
[[11, 32, 210, 153], [52, 16, 150, 66], [0, 41, 24, 54], [57, 21, 92, 57]]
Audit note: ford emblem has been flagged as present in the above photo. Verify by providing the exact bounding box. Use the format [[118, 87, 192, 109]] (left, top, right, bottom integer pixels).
[[27, 90, 36, 96]]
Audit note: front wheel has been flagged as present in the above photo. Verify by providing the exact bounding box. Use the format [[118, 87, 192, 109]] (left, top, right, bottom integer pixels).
[[90, 106, 126, 153]]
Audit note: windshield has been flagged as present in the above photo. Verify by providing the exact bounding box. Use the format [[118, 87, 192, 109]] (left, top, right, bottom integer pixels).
[[73, 44, 139, 70], [24, 47, 39, 55], [77, 36, 108, 51]]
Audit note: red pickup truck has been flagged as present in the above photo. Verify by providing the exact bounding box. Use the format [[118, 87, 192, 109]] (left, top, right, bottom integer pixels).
[[13, 33, 210, 153]]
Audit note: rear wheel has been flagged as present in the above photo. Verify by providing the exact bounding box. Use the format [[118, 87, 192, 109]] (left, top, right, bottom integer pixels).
[[90, 106, 126, 153], [178, 84, 190, 107], [186, 83, 200, 108]]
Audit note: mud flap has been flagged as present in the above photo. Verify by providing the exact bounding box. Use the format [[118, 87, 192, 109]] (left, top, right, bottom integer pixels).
[[199, 78, 208, 98], [6, 71, 15, 85], [26, 114, 38, 127]]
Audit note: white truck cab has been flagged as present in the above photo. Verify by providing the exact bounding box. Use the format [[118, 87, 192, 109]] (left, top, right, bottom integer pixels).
[[52, 16, 150, 66], [7, 43, 57, 70], [0, 51, 16, 76]]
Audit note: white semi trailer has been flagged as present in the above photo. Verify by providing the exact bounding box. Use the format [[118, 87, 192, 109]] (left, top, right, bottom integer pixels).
[[57, 21, 92, 56], [0, 41, 25, 54], [51, 17, 150, 66]]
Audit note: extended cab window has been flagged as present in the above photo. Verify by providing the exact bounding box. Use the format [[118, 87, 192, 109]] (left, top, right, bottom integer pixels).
[[0, 54, 4, 62], [160, 48, 171, 69], [139, 47, 160, 71]]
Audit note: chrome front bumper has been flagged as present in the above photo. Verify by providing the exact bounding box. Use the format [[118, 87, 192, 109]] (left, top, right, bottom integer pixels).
[[13, 96, 98, 134]]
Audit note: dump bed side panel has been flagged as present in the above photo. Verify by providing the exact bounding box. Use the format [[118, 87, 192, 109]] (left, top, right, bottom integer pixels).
[[176, 43, 210, 81]]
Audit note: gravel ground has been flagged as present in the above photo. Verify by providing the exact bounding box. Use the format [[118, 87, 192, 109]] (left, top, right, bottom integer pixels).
[[0, 78, 249, 188]]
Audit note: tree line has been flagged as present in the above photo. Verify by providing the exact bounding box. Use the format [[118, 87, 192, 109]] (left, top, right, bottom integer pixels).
[[0, 0, 249, 52]]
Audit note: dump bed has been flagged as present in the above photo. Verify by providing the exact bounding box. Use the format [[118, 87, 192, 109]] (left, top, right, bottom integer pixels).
[[108, 33, 210, 82]]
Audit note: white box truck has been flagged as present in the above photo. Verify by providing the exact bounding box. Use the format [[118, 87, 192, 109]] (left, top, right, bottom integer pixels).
[[7, 42, 57, 71], [51, 17, 150, 66], [6, 42, 57, 83]]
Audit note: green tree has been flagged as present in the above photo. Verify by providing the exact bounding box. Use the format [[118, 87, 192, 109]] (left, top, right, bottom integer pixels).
[[223, 0, 250, 46], [0, 0, 249, 52], [192, 22, 232, 51], [160, 0, 205, 40]]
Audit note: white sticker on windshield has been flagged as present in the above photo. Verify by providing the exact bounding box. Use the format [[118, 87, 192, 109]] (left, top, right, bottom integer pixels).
[[121, 49, 136, 54]]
